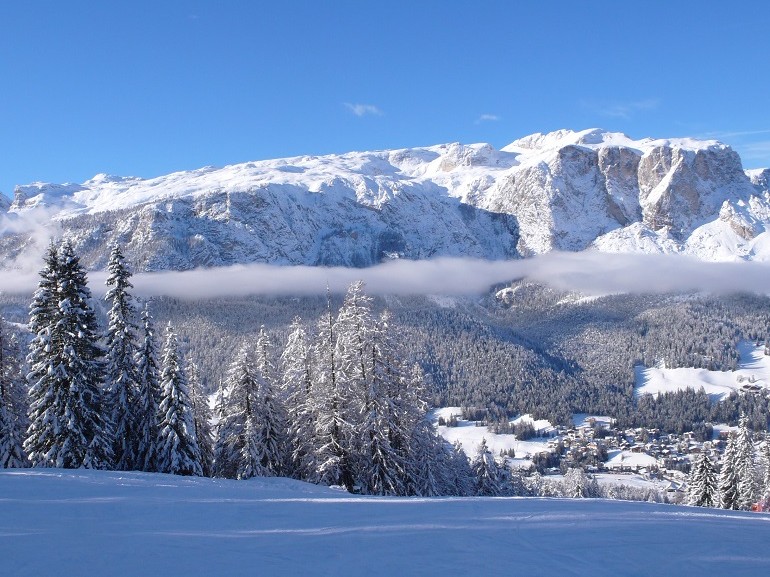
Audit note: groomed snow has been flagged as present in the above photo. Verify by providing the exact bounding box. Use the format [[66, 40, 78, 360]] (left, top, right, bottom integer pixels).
[[635, 341, 770, 399], [2, 469, 770, 576]]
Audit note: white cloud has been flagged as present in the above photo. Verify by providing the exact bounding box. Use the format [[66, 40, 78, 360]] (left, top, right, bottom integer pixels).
[[475, 114, 500, 124], [0, 207, 62, 274], [4, 252, 769, 300], [344, 103, 383, 117], [582, 98, 660, 120]]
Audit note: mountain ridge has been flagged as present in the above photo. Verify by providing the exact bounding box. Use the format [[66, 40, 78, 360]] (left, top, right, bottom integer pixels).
[[2, 128, 770, 271]]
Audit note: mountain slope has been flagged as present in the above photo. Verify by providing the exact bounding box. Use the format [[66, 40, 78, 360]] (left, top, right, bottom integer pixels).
[[3, 129, 769, 271]]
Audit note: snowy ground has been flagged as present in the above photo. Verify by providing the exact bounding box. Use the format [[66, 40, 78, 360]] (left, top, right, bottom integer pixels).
[[433, 407, 553, 468], [635, 340, 770, 399], [2, 469, 770, 576]]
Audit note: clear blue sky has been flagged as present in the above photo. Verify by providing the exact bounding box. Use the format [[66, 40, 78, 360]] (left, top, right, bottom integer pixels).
[[1, 1, 769, 197]]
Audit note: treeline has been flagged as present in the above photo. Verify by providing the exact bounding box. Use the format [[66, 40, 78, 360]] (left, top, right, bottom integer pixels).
[[109, 285, 770, 435], [1, 241, 515, 497]]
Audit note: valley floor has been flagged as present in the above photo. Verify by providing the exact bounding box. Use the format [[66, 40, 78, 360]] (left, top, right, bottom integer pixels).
[[2, 469, 770, 576]]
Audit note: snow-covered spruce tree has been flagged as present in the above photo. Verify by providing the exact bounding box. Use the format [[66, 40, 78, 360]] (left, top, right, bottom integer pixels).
[[280, 318, 317, 481], [472, 438, 503, 496], [134, 301, 162, 472], [312, 290, 352, 488], [447, 440, 475, 496], [25, 241, 113, 469], [718, 432, 739, 510], [214, 345, 257, 478], [156, 323, 202, 476], [104, 243, 141, 470], [688, 449, 718, 508], [331, 281, 376, 490], [761, 434, 770, 500], [0, 318, 28, 468], [405, 418, 452, 496], [735, 415, 756, 510], [188, 362, 214, 477], [212, 380, 234, 478], [563, 468, 596, 499], [356, 313, 407, 495], [252, 327, 288, 477]]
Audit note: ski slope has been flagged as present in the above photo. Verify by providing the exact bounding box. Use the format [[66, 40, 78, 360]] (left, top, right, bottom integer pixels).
[[2, 469, 770, 577]]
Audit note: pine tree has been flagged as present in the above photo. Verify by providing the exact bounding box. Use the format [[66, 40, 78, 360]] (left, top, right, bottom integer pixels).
[[357, 312, 410, 495], [472, 438, 503, 496], [760, 434, 770, 500], [735, 415, 756, 510], [134, 301, 162, 472], [280, 317, 317, 481], [0, 318, 28, 468], [156, 323, 202, 476], [214, 345, 256, 479], [188, 362, 214, 477], [719, 432, 739, 510], [25, 241, 112, 469], [252, 327, 287, 476], [406, 418, 451, 496], [448, 440, 475, 496], [564, 468, 595, 499], [688, 449, 718, 508], [104, 243, 141, 470], [312, 290, 350, 488]]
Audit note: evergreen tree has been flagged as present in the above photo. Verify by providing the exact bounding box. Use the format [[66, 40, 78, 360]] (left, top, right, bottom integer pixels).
[[735, 415, 756, 509], [406, 418, 451, 496], [212, 380, 233, 478], [760, 434, 770, 500], [332, 281, 375, 489], [312, 291, 350, 488], [357, 312, 412, 495], [156, 323, 202, 476], [280, 318, 317, 481], [25, 241, 112, 469], [447, 440, 475, 496], [252, 327, 287, 476], [134, 301, 162, 472], [188, 362, 214, 477], [214, 345, 256, 479], [719, 432, 739, 510], [472, 438, 503, 496], [104, 243, 141, 470], [0, 319, 28, 468], [688, 449, 718, 508], [563, 468, 596, 499]]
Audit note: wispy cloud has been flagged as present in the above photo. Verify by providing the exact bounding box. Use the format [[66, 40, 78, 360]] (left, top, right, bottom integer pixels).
[[3, 252, 769, 300], [698, 130, 770, 168], [344, 103, 383, 117], [700, 129, 770, 140], [738, 141, 770, 168], [0, 207, 62, 274], [582, 98, 660, 120], [475, 114, 500, 124]]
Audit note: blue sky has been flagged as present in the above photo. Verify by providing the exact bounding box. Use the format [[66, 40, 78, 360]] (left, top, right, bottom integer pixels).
[[1, 1, 769, 197]]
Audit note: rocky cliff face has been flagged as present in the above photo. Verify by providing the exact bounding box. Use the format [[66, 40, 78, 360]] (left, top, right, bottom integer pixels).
[[2, 129, 769, 271]]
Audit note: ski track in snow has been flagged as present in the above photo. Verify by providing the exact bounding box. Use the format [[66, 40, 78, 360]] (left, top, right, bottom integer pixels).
[[2, 469, 770, 576]]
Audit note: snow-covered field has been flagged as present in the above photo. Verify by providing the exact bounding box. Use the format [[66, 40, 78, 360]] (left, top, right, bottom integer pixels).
[[2, 469, 770, 576], [434, 408, 553, 468], [635, 341, 770, 399]]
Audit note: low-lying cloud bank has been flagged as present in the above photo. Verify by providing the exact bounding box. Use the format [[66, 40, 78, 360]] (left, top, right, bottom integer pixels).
[[3, 251, 770, 299]]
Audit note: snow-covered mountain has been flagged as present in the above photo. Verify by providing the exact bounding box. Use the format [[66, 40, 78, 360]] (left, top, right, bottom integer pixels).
[[2, 128, 769, 271]]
